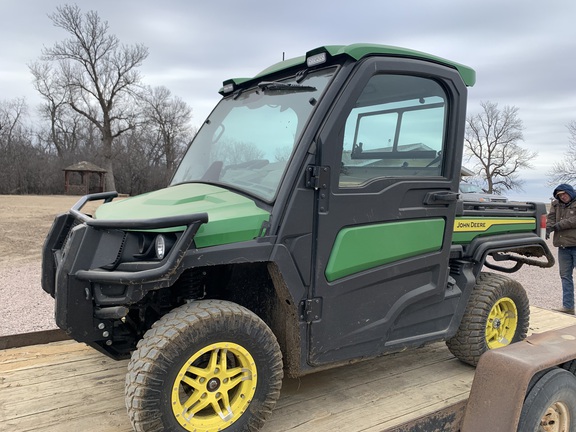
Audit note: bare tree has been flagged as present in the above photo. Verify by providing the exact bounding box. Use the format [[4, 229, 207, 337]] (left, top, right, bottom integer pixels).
[[548, 120, 576, 185], [112, 127, 171, 195], [464, 101, 536, 194], [140, 86, 193, 180], [0, 98, 28, 149], [30, 4, 149, 191], [30, 62, 86, 159], [0, 98, 57, 194]]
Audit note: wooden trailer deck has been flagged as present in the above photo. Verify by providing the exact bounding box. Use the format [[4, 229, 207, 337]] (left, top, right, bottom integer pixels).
[[1, 307, 575, 432]]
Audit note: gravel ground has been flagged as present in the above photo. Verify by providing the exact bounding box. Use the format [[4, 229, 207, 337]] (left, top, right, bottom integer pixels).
[[0, 238, 564, 336], [0, 262, 59, 335], [514, 238, 563, 311]]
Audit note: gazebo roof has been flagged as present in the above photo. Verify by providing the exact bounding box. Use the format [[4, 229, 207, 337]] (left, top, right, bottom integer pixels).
[[63, 161, 107, 173]]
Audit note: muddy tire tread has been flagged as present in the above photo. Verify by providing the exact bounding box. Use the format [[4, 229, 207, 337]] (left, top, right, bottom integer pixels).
[[125, 299, 283, 432], [446, 272, 529, 366]]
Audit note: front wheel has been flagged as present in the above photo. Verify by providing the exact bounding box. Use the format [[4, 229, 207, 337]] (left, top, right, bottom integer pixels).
[[125, 300, 283, 432], [517, 368, 576, 432], [446, 272, 529, 366]]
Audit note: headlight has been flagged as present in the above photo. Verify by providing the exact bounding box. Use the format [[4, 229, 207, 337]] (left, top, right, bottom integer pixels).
[[154, 234, 176, 260], [155, 234, 167, 259]]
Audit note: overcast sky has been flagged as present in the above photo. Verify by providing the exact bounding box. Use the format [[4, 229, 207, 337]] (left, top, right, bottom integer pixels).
[[2, 0, 575, 202]]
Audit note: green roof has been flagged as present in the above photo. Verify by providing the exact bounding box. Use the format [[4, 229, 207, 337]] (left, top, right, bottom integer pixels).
[[226, 43, 475, 88]]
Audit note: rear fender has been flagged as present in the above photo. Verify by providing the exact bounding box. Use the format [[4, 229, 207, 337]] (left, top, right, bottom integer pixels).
[[465, 233, 554, 273]]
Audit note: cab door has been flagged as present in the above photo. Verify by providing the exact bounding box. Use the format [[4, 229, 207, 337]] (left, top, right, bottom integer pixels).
[[308, 57, 468, 365]]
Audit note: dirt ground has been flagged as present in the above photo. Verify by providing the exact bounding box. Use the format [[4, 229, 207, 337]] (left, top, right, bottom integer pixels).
[[0, 194, 565, 336], [0, 195, 90, 265]]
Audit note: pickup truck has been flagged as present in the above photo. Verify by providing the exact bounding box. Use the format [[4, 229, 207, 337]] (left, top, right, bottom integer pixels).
[[42, 44, 556, 432]]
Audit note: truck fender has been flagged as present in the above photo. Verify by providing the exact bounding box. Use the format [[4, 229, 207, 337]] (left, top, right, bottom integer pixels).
[[461, 324, 576, 431]]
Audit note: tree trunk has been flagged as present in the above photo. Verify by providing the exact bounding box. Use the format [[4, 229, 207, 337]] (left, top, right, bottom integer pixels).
[[103, 159, 116, 192], [102, 135, 116, 192]]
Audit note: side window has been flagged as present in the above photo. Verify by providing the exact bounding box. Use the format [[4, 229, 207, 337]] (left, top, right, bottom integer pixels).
[[340, 74, 447, 188]]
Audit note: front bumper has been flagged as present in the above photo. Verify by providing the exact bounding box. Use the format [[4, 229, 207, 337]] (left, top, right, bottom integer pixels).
[[41, 192, 207, 358]]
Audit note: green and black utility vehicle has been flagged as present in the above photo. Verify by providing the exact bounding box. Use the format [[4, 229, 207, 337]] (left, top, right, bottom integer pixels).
[[42, 44, 554, 432]]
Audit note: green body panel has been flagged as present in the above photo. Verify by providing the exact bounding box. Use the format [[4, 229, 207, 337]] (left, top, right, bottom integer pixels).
[[452, 217, 536, 244], [325, 219, 445, 282], [94, 184, 270, 248], [229, 43, 475, 88]]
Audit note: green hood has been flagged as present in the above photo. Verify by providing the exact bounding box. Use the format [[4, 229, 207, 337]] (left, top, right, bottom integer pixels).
[[95, 183, 270, 248]]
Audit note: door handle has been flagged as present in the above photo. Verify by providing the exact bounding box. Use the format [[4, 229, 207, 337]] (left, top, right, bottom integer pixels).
[[424, 191, 459, 204]]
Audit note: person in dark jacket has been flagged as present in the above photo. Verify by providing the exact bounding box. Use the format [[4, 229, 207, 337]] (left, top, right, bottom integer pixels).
[[547, 183, 576, 314]]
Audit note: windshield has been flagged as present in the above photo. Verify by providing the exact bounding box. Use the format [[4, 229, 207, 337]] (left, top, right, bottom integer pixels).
[[460, 183, 483, 193], [171, 68, 336, 201]]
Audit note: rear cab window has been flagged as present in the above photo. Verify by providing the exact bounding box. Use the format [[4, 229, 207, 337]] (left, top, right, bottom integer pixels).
[[339, 74, 447, 187]]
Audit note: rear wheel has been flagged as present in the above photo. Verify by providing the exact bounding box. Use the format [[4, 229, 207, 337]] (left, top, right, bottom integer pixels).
[[446, 272, 529, 366], [125, 300, 283, 432], [517, 368, 576, 432]]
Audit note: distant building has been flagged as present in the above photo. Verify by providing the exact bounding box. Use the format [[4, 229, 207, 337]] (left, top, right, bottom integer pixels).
[[63, 161, 107, 195]]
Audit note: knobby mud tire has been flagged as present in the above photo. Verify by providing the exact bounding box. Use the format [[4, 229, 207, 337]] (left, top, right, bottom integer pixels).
[[125, 299, 283, 432], [446, 272, 529, 366]]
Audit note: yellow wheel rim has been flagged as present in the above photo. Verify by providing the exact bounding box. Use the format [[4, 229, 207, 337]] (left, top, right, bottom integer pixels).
[[171, 341, 257, 432], [485, 297, 518, 349]]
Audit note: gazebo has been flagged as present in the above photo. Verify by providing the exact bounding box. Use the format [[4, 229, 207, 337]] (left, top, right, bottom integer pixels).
[[63, 161, 107, 195]]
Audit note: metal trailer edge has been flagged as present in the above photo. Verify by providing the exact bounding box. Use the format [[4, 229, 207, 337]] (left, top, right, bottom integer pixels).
[[462, 324, 576, 431]]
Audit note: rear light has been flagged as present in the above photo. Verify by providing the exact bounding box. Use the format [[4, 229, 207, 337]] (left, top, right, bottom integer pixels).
[[540, 214, 547, 240]]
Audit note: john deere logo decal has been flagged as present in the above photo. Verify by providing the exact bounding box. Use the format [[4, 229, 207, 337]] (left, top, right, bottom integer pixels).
[[454, 218, 534, 232]]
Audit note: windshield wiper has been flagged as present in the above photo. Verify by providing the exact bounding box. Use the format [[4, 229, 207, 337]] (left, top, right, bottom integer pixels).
[[258, 81, 316, 93]]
